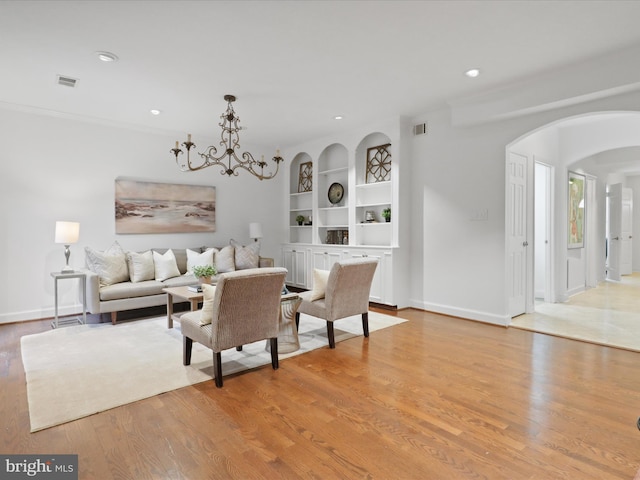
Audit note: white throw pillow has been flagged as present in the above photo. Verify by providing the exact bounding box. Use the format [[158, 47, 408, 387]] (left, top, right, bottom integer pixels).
[[231, 239, 260, 270], [309, 269, 330, 301], [186, 248, 215, 274], [215, 245, 236, 273], [85, 241, 129, 286], [200, 284, 217, 325], [152, 249, 180, 281], [126, 250, 155, 283]]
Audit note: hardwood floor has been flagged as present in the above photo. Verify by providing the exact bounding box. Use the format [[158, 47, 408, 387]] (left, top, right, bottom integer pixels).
[[2, 308, 640, 479]]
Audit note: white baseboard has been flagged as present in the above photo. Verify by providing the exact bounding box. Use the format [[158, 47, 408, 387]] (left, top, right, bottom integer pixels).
[[0, 304, 83, 324], [408, 299, 510, 326]]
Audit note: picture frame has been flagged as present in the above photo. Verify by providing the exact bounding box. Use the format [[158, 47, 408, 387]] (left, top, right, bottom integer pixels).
[[568, 171, 585, 248], [298, 161, 313, 193], [115, 178, 216, 234], [366, 143, 392, 183]]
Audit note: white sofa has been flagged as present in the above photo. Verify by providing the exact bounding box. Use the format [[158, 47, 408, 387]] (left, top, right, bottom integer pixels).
[[83, 242, 273, 324]]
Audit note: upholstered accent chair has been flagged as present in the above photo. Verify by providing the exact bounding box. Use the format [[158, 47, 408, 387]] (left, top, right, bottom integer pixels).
[[295, 258, 378, 348], [181, 267, 287, 387]]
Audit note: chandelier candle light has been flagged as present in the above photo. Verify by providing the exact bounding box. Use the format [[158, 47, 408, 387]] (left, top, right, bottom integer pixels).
[[171, 95, 283, 180]]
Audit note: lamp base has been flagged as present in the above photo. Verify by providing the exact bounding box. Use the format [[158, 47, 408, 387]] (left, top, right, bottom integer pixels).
[[61, 244, 73, 273]]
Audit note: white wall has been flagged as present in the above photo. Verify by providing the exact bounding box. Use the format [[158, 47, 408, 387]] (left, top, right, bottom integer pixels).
[[5, 56, 640, 327], [409, 91, 640, 325], [0, 109, 284, 323]]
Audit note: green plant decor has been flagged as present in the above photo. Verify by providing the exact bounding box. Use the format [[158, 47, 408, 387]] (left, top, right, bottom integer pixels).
[[296, 215, 305, 225], [192, 265, 217, 278], [382, 208, 391, 222]]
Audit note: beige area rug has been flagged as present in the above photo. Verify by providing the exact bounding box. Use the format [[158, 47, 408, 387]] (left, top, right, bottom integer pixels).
[[21, 312, 406, 432]]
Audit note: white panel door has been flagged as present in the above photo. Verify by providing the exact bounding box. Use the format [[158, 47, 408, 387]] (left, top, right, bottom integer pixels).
[[607, 184, 622, 281], [621, 187, 633, 275], [507, 152, 528, 317]]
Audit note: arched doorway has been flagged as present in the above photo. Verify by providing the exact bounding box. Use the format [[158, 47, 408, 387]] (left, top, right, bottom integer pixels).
[[505, 111, 640, 321]]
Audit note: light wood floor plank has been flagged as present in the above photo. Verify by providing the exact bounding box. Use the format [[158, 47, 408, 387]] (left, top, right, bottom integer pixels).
[[2, 308, 640, 479]]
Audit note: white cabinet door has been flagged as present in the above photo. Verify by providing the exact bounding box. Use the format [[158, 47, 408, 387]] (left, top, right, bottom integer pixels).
[[282, 247, 308, 288], [348, 249, 388, 304], [311, 248, 344, 272]]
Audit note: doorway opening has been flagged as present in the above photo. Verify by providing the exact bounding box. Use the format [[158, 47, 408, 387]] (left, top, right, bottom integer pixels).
[[505, 111, 640, 324]]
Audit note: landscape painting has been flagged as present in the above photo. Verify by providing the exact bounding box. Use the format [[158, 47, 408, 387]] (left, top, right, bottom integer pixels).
[[568, 171, 584, 249], [115, 178, 216, 234]]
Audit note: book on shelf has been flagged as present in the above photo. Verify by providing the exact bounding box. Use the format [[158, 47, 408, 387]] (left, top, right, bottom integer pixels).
[[188, 285, 203, 293]]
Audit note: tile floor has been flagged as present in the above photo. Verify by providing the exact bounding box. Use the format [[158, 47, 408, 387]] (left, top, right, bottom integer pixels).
[[510, 272, 640, 352]]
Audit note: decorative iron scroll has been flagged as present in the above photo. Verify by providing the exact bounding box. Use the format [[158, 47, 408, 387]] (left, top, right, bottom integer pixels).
[[298, 161, 313, 192], [366, 143, 391, 183]]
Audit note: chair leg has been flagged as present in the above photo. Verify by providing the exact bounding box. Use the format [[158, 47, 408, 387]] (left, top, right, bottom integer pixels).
[[236, 345, 243, 351], [213, 351, 223, 388], [362, 312, 369, 337], [327, 321, 335, 348], [270, 338, 279, 369], [183, 337, 193, 365], [295, 311, 300, 330]]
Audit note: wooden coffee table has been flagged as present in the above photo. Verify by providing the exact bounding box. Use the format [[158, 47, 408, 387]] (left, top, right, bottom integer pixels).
[[162, 286, 205, 329]]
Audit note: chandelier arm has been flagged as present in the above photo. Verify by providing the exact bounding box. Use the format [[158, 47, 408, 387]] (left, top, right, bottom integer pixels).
[[170, 94, 284, 179]]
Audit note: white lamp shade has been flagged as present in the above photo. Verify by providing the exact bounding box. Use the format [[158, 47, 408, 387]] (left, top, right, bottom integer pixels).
[[249, 222, 263, 240], [55, 221, 80, 244]]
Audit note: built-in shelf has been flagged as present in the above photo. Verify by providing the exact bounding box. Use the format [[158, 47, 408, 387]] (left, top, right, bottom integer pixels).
[[319, 166, 348, 176], [287, 133, 394, 248], [318, 206, 348, 211]]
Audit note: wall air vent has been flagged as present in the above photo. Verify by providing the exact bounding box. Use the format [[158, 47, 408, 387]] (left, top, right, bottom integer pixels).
[[413, 122, 427, 136], [57, 75, 78, 88]]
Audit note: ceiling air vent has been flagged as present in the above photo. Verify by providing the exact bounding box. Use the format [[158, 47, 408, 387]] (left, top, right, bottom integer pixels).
[[57, 75, 78, 88], [413, 122, 427, 136]]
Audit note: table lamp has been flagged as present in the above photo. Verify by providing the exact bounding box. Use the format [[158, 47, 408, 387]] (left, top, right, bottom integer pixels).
[[249, 222, 263, 242], [55, 221, 80, 273]]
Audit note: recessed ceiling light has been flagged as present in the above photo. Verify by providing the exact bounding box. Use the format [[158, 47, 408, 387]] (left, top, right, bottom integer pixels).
[[334, 115, 344, 120], [150, 109, 161, 115], [96, 51, 118, 62], [465, 68, 481, 78]]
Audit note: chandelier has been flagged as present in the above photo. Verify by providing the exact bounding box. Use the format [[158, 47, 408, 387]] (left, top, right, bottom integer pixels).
[[171, 94, 283, 180]]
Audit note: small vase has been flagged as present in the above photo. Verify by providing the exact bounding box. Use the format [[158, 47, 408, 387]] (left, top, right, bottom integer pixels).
[[198, 276, 211, 285]]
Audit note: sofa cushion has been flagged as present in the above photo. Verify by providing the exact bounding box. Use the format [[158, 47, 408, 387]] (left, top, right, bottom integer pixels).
[[99, 274, 198, 301], [99, 280, 164, 301], [85, 241, 129, 286], [126, 250, 155, 283], [214, 245, 235, 273], [231, 239, 260, 270], [162, 274, 200, 288], [152, 248, 193, 274], [186, 248, 215, 274], [153, 250, 180, 281]]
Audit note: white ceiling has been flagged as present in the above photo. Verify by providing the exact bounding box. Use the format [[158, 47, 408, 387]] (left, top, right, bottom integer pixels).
[[3, 0, 640, 148]]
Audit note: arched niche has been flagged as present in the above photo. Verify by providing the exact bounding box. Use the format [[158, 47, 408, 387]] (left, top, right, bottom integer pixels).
[[355, 132, 392, 185], [289, 151, 313, 194]]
